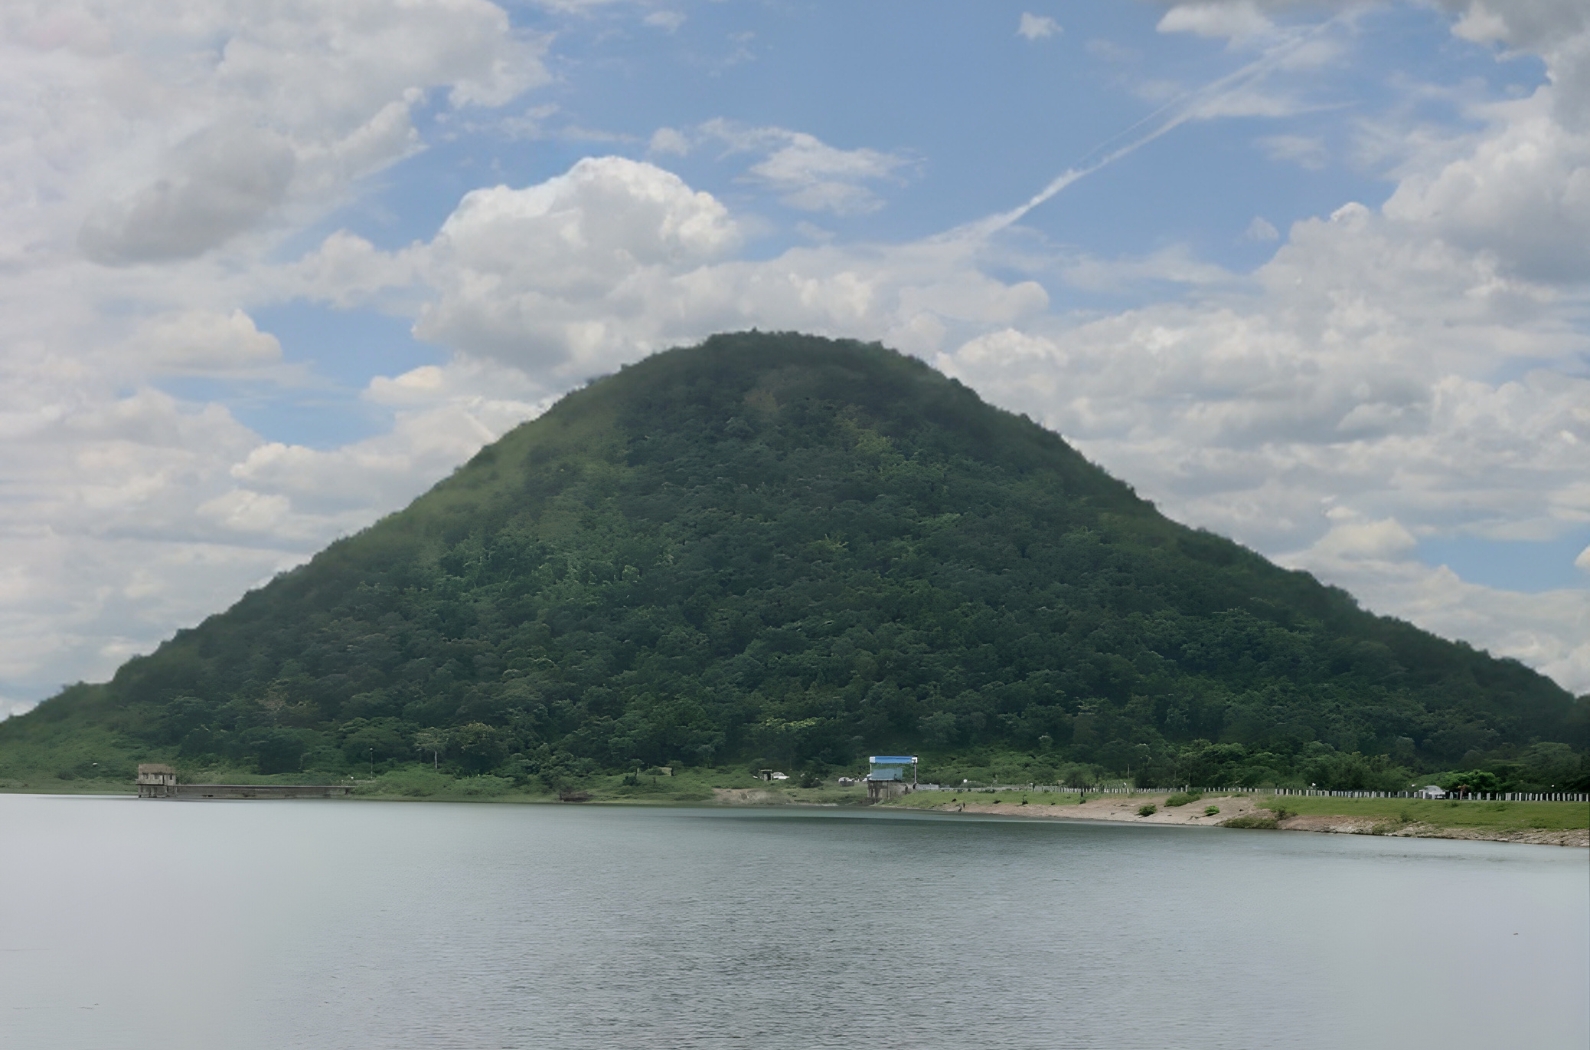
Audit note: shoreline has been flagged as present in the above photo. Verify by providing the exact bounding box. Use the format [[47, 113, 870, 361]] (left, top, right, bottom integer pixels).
[[8, 784, 1585, 847], [883, 791, 1590, 847]]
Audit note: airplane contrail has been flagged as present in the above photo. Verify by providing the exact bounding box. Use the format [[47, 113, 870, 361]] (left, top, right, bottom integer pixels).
[[954, 19, 1339, 242]]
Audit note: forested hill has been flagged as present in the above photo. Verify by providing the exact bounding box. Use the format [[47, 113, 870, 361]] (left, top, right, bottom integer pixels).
[[5, 332, 1587, 791]]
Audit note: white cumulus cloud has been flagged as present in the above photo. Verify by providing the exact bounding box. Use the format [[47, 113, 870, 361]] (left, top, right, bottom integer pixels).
[[1259, 133, 1328, 169], [1244, 216, 1281, 241], [1018, 14, 1062, 41], [1383, 92, 1590, 283], [78, 126, 299, 265], [660, 121, 917, 215], [644, 11, 685, 32], [300, 155, 1047, 380], [0, 0, 550, 707], [134, 309, 283, 373], [411, 156, 742, 373], [1158, 2, 1274, 43]]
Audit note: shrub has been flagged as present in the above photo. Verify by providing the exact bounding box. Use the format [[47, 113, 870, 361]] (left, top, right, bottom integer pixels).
[[1305, 751, 1412, 792], [1221, 814, 1279, 829], [1137, 803, 1157, 817], [456, 775, 511, 797], [1203, 805, 1220, 816], [1440, 769, 1501, 794], [362, 768, 452, 798], [1166, 791, 1203, 807]]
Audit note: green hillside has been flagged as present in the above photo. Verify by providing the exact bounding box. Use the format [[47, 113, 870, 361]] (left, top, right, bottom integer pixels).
[[3, 333, 1586, 793]]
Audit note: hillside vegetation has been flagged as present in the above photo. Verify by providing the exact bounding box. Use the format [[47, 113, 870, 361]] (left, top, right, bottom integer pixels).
[[3, 333, 1586, 793]]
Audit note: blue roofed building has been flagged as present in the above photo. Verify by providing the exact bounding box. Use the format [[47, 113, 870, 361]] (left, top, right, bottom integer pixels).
[[866, 755, 917, 801]]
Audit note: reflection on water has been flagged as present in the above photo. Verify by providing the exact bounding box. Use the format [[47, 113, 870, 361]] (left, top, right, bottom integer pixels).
[[2, 795, 1585, 1050]]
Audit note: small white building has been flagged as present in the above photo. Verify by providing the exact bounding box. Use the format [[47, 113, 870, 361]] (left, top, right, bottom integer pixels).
[[1414, 784, 1447, 799]]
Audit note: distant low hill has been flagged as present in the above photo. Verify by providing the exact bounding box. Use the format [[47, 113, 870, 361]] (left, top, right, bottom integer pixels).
[[3, 333, 1586, 792]]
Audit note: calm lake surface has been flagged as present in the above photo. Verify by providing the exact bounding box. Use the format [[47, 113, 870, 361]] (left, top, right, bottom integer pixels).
[[1, 794, 1585, 1050]]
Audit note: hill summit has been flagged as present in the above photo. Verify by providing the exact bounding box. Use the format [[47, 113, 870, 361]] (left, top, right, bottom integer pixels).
[[4, 333, 1585, 791]]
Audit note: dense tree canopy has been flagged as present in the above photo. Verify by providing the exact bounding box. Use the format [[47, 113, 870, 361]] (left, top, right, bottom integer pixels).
[[7, 333, 1587, 790]]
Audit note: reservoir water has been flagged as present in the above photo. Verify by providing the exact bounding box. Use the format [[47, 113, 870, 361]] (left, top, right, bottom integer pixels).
[[1, 794, 1585, 1050]]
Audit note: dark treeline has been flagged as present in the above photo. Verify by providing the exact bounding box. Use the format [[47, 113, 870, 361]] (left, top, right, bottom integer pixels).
[[13, 333, 1589, 791]]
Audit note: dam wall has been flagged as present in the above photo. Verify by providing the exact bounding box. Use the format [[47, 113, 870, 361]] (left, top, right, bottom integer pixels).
[[173, 784, 353, 799]]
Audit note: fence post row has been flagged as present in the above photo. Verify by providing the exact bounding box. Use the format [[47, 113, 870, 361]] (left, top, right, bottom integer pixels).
[[914, 783, 1588, 801]]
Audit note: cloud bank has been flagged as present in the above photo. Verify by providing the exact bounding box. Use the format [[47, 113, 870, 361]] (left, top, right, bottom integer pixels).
[[0, 0, 1585, 715]]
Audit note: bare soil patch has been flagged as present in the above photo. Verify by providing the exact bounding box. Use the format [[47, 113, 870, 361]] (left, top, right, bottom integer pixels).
[[925, 792, 1263, 825], [712, 787, 787, 805]]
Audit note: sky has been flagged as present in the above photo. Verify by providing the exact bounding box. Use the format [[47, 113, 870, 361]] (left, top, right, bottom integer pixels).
[[1, 0, 1587, 717]]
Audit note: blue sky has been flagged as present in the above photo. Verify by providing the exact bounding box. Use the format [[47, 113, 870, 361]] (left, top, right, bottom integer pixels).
[[1, 0, 1587, 713]]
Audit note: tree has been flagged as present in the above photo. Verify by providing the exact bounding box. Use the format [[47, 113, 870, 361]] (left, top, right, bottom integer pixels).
[[414, 728, 448, 770], [1441, 770, 1501, 795]]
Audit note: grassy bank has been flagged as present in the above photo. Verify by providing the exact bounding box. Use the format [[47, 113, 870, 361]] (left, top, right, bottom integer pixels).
[[347, 766, 881, 805], [0, 762, 880, 806], [1257, 795, 1589, 832], [8, 770, 1584, 835], [883, 788, 1588, 836]]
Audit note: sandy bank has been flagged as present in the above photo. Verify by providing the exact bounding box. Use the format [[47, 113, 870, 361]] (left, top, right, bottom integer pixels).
[[931, 793, 1262, 826], [713, 787, 788, 805], [1288, 816, 1589, 848], [897, 793, 1590, 847]]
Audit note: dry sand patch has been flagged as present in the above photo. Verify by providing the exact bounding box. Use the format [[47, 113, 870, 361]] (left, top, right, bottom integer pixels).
[[933, 792, 1263, 825], [920, 794, 1588, 846], [706, 788, 1587, 846]]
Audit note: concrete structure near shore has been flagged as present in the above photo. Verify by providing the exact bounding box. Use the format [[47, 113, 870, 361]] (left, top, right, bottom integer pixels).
[[136, 764, 351, 799], [136, 763, 177, 798], [172, 783, 353, 799]]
